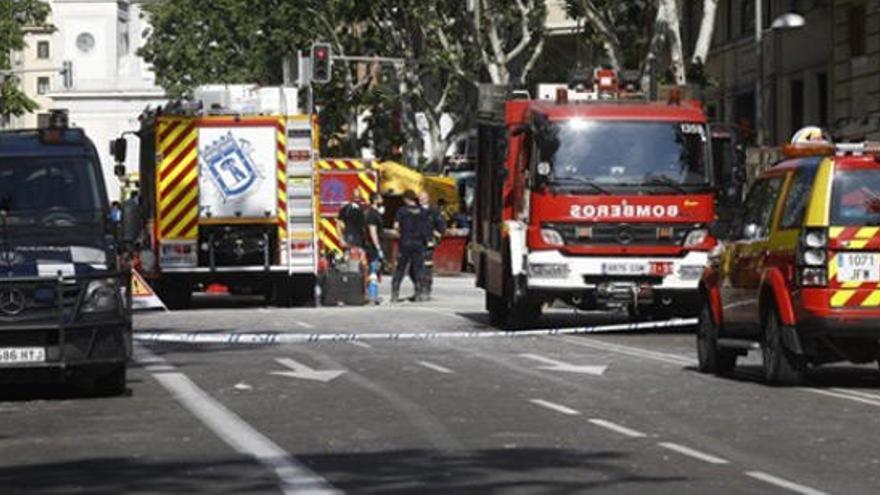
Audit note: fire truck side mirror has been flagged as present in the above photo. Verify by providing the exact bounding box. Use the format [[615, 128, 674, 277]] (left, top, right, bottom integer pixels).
[[110, 137, 127, 164]]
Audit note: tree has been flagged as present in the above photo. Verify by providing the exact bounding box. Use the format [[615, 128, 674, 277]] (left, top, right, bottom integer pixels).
[[690, 0, 719, 65], [0, 0, 51, 119]]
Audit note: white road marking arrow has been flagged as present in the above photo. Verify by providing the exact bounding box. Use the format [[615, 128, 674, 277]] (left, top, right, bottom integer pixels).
[[270, 357, 345, 383], [519, 353, 607, 376]]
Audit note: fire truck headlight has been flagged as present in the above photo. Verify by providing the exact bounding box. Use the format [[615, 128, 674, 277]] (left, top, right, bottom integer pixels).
[[540, 228, 565, 247], [139, 249, 156, 273], [82, 278, 121, 313], [804, 248, 826, 266], [529, 263, 570, 279], [678, 265, 705, 280], [683, 229, 709, 248]]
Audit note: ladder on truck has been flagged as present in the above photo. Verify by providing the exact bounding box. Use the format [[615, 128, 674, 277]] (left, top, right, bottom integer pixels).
[[283, 117, 319, 276]]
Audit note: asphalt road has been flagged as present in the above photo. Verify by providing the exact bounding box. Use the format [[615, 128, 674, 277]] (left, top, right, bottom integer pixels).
[[4, 275, 880, 494]]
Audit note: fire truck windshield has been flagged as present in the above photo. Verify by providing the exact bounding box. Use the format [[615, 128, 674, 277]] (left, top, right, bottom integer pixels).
[[0, 157, 104, 226], [538, 120, 711, 190]]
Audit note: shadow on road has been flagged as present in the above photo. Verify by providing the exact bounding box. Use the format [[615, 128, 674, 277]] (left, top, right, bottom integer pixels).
[[687, 364, 880, 389], [0, 457, 276, 494], [300, 448, 686, 494]]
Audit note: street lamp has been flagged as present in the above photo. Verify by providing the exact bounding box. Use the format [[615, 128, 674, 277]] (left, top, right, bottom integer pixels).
[[755, 2, 806, 146]]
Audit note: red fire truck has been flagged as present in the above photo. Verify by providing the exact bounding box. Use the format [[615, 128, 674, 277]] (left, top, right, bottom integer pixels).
[[474, 71, 717, 328]]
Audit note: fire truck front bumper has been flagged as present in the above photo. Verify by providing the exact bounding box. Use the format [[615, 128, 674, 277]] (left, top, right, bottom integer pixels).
[[525, 250, 708, 313]]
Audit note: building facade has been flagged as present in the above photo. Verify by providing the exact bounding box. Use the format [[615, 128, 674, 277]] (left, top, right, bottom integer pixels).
[[7, 0, 166, 199], [701, 0, 879, 145], [5, 22, 55, 129]]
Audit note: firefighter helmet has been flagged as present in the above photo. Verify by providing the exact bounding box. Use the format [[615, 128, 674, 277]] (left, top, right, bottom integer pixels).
[[791, 126, 831, 145]]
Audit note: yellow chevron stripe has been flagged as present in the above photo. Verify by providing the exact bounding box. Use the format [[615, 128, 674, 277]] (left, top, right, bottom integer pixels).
[[158, 131, 196, 170], [159, 187, 198, 231], [829, 255, 838, 281], [317, 160, 332, 170], [358, 172, 378, 192], [848, 240, 869, 249], [159, 120, 191, 151], [159, 167, 198, 211], [856, 227, 880, 239], [320, 218, 338, 234], [319, 232, 342, 253], [829, 226, 845, 239], [861, 290, 880, 307], [348, 160, 365, 169], [166, 208, 198, 239], [159, 147, 198, 191], [831, 290, 856, 307]]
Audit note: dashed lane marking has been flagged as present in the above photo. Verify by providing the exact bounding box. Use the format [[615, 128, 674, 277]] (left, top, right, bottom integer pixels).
[[348, 341, 373, 349], [529, 399, 581, 416], [296, 321, 315, 329], [658, 442, 729, 465], [134, 318, 698, 345], [745, 471, 828, 495], [136, 347, 338, 495], [587, 418, 647, 438], [416, 360, 454, 374]]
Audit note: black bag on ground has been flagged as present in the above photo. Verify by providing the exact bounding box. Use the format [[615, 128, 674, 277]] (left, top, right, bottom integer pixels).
[[321, 270, 365, 306]]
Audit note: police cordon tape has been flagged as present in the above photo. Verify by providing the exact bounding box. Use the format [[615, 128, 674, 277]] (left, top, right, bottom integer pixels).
[[132, 317, 698, 345]]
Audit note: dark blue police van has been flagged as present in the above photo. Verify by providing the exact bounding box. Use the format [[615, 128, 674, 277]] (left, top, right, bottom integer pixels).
[[0, 110, 137, 395]]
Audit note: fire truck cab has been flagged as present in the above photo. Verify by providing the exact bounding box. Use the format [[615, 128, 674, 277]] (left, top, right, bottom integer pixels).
[[474, 72, 717, 328]]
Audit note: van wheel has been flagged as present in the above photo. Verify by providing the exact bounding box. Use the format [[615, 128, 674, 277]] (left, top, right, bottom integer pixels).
[[94, 364, 127, 397], [696, 302, 737, 375], [762, 310, 805, 386]]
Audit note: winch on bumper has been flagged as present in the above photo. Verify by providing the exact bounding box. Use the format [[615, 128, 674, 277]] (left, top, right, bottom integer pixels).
[[526, 250, 707, 314]]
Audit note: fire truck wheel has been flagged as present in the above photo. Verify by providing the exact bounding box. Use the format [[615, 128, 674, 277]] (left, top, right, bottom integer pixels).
[[270, 278, 294, 307], [696, 303, 736, 375], [762, 310, 805, 386], [486, 293, 508, 328], [159, 284, 191, 310]]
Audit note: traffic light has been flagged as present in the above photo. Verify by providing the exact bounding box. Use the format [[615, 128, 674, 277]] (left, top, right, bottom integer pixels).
[[61, 60, 73, 89], [311, 43, 332, 84]]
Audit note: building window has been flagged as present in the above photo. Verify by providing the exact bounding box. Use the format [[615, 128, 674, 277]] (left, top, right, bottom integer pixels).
[[37, 77, 50, 95], [37, 41, 49, 59], [37, 113, 51, 129], [816, 73, 828, 127], [849, 5, 866, 57]]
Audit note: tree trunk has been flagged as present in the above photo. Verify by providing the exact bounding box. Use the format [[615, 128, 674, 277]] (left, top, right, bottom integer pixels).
[[691, 0, 719, 65], [661, 0, 687, 86]]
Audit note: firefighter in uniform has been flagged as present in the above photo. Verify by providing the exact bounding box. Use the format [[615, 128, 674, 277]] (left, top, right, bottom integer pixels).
[[412, 191, 446, 301], [391, 190, 429, 303]]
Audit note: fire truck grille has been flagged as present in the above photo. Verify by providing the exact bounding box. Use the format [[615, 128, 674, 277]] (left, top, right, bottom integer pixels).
[[545, 223, 693, 246]]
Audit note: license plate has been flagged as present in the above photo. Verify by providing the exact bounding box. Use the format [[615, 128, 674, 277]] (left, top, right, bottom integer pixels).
[[837, 253, 880, 283], [0, 347, 45, 364], [602, 263, 646, 275]]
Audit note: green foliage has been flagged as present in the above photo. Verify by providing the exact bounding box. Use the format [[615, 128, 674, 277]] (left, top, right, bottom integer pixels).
[[563, 0, 655, 70], [141, 0, 546, 161], [0, 0, 51, 117], [139, 0, 308, 97]]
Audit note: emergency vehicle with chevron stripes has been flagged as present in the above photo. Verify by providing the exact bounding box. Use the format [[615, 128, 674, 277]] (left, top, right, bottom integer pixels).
[[698, 137, 880, 385], [129, 86, 319, 308]]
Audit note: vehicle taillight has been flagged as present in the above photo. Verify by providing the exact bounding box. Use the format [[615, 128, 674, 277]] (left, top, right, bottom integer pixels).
[[797, 227, 828, 287]]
